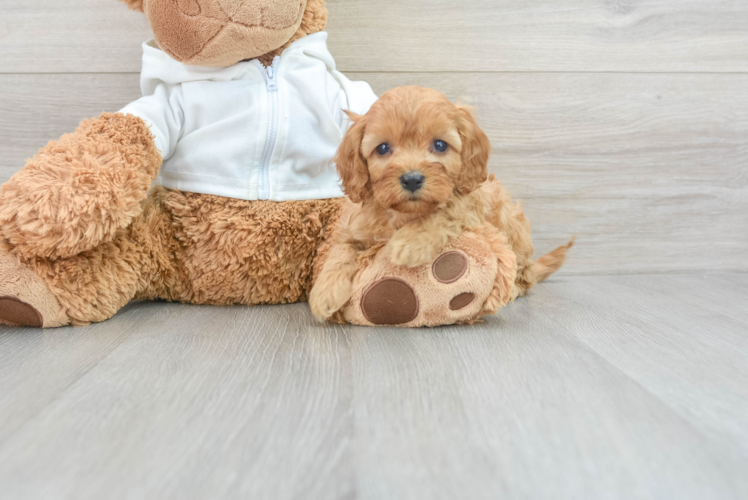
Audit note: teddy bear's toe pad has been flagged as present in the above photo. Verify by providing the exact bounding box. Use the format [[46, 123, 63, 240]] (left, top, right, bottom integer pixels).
[[433, 252, 468, 283], [449, 292, 476, 311], [0, 297, 43, 327], [0, 250, 69, 328], [361, 278, 419, 325]]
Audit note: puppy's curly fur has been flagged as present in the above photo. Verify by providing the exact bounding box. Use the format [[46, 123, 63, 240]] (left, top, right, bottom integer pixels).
[[310, 86, 573, 322]]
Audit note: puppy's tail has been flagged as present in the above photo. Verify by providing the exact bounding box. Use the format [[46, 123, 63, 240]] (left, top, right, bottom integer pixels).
[[532, 237, 576, 282]]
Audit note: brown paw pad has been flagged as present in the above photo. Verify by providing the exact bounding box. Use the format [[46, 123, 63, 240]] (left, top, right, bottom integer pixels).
[[450, 292, 476, 311], [433, 252, 468, 283], [0, 296, 43, 327], [361, 278, 419, 325]]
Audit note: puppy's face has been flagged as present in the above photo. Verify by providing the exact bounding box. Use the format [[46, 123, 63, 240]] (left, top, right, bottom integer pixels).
[[336, 87, 491, 214]]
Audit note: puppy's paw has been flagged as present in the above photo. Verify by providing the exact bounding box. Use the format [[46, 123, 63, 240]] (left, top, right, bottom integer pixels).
[[309, 279, 353, 322], [386, 235, 440, 268]]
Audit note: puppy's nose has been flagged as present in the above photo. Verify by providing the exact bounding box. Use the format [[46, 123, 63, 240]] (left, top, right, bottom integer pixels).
[[400, 172, 425, 193]]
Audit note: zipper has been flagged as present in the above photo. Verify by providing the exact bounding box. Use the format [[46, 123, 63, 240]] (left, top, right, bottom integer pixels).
[[258, 58, 280, 200]]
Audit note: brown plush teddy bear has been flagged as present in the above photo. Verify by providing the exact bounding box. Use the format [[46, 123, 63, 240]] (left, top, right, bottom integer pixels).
[[0, 0, 570, 328]]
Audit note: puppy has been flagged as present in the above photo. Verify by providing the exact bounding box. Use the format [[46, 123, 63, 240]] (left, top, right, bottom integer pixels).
[[310, 86, 572, 322]]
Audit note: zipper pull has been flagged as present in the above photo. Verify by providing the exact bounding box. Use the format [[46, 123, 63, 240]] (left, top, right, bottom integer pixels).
[[266, 66, 278, 91]]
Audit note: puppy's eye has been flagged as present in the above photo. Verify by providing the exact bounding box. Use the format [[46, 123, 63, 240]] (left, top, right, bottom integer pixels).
[[376, 143, 391, 156], [434, 140, 448, 153]]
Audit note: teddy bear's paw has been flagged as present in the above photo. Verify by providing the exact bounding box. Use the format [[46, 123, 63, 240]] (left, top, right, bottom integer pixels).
[[349, 235, 501, 327], [0, 297, 43, 328], [0, 250, 69, 328]]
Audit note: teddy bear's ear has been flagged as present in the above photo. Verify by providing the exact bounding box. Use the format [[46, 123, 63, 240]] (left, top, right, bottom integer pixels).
[[119, 0, 145, 12]]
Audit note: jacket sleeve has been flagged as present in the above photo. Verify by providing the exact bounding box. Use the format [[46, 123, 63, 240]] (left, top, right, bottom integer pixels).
[[119, 83, 184, 161], [332, 70, 379, 116]]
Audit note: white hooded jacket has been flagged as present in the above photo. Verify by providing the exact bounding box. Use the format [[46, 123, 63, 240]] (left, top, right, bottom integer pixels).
[[120, 32, 378, 201]]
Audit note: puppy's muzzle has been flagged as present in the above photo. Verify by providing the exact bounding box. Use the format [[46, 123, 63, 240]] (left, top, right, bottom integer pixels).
[[400, 171, 425, 193]]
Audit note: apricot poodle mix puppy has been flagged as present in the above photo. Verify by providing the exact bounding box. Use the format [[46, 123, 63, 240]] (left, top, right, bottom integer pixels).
[[310, 86, 571, 322]]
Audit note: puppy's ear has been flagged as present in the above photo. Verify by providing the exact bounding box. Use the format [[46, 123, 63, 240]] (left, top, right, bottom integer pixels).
[[119, 0, 144, 12], [335, 111, 371, 203], [454, 106, 491, 195]]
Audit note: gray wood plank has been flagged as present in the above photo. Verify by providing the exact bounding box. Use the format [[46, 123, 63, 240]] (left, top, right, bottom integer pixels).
[[328, 0, 748, 73], [532, 275, 748, 454], [1, 0, 748, 73], [347, 291, 748, 500], [647, 273, 748, 324], [0, 302, 143, 443], [0, 302, 354, 500], [1, 73, 746, 275], [0, 73, 142, 177], [0, 0, 153, 74], [0, 275, 747, 499]]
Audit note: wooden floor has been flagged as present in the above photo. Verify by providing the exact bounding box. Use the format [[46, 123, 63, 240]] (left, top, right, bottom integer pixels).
[[0, 274, 746, 500]]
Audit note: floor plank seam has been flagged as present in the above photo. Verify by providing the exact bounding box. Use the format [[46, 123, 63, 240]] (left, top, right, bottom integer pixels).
[[533, 282, 748, 461], [0, 304, 170, 450]]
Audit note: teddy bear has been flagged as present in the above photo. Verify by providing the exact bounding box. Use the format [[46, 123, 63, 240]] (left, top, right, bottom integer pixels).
[[0, 0, 569, 329]]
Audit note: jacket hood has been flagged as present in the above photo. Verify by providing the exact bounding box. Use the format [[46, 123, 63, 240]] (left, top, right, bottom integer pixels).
[[138, 32, 336, 95]]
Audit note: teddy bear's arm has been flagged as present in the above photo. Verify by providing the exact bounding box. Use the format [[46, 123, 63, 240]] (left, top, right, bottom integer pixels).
[[0, 112, 162, 261]]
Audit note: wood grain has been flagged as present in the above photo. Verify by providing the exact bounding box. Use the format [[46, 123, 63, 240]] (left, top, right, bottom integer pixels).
[[537, 275, 748, 454], [1, 72, 746, 275], [347, 281, 748, 500], [0, 0, 153, 74], [0, 302, 354, 500], [0, 302, 142, 443], [1, 275, 747, 499], [0, 73, 142, 175], [1, 0, 747, 73]]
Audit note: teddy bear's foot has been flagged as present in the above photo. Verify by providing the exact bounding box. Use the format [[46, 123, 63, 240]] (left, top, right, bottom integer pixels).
[[0, 251, 69, 328], [343, 232, 503, 327]]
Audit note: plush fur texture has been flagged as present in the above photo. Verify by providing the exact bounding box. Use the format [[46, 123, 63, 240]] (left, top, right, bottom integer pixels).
[[0, 250, 68, 328], [310, 87, 572, 324], [314, 220, 520, 327], [0, 0, 337, 327], [255, 0, 327, 66], [341, 228, 509, 327], [24, 188, 341, 326], [126, 0, 328, 68], [0, 113, 161, 261]]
